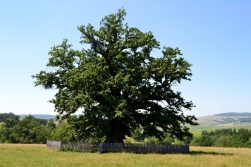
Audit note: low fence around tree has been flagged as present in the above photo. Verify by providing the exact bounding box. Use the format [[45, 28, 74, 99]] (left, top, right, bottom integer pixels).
[[46, 140, 62, 149], [46, 140, 93, 152], [99, 143, 189, 154], [46, 140, 189, 154]]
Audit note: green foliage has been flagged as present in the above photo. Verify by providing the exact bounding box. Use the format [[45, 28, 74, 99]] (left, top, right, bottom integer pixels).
[[32, 8, 198, 143], [47, 119, 56, 131], [0, 115, 54, 144], [124, 137, 132, 144], [190, 135, 215, 146], [0, 117, 20, 143], [131, 127, 145, 142], [244, 137, 251, 148], [213, 136, 233, 147], [172, 136, 192, 145], [190, 128, 251, 148], [0, 112, 19, 122], [162, 137, 174, 145], [50, 122, 76, 142], [12, 115, 50, 143], [144, 132, 175, 145], [144, 136, 161, 144], [4, 117, 19, 128]]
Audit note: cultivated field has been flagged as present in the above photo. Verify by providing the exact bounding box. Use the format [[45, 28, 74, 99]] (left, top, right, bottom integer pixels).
[[0, 144, 250, 167]]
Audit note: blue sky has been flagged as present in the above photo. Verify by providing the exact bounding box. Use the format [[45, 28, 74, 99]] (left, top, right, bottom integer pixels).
[[0, 1, 250, 117]]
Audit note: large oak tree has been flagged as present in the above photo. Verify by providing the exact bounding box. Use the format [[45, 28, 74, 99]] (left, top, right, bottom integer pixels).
[[32, 9, 198, 143]]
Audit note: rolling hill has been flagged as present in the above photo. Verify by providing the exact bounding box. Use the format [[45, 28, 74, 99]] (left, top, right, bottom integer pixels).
[[18, 114, 56, 119], [189, 112, 251, 133]]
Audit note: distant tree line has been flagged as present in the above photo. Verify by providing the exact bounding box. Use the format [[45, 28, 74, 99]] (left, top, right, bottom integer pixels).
[[0, 115, 53, 143], [190, 128, 251, 148], [0, 113, 76, 144], [0, 113, 19, 122]]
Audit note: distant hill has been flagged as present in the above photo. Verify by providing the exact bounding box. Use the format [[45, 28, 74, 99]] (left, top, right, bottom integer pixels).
[[215, 112, 251, 116], [190, 112, 251, 131], [18, 114, 56, 119]]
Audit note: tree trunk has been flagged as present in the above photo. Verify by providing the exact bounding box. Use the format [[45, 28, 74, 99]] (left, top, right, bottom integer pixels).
[[104, 118, 125, 143]]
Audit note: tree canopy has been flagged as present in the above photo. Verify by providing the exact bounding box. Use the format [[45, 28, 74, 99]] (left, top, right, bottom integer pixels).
[[0, 112, 19, 122], [0, 115, 53, 144], [32, 8, 198, 143]]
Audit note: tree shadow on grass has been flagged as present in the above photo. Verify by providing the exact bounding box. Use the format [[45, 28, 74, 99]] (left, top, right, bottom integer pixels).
[[189, 151, 233, 156]]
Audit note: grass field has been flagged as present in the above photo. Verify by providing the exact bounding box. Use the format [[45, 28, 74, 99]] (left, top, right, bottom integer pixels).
[[0, 144, 251, 167]]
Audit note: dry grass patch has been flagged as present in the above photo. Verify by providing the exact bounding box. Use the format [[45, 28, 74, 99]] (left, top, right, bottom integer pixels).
[[0, 144, 251, 167]]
